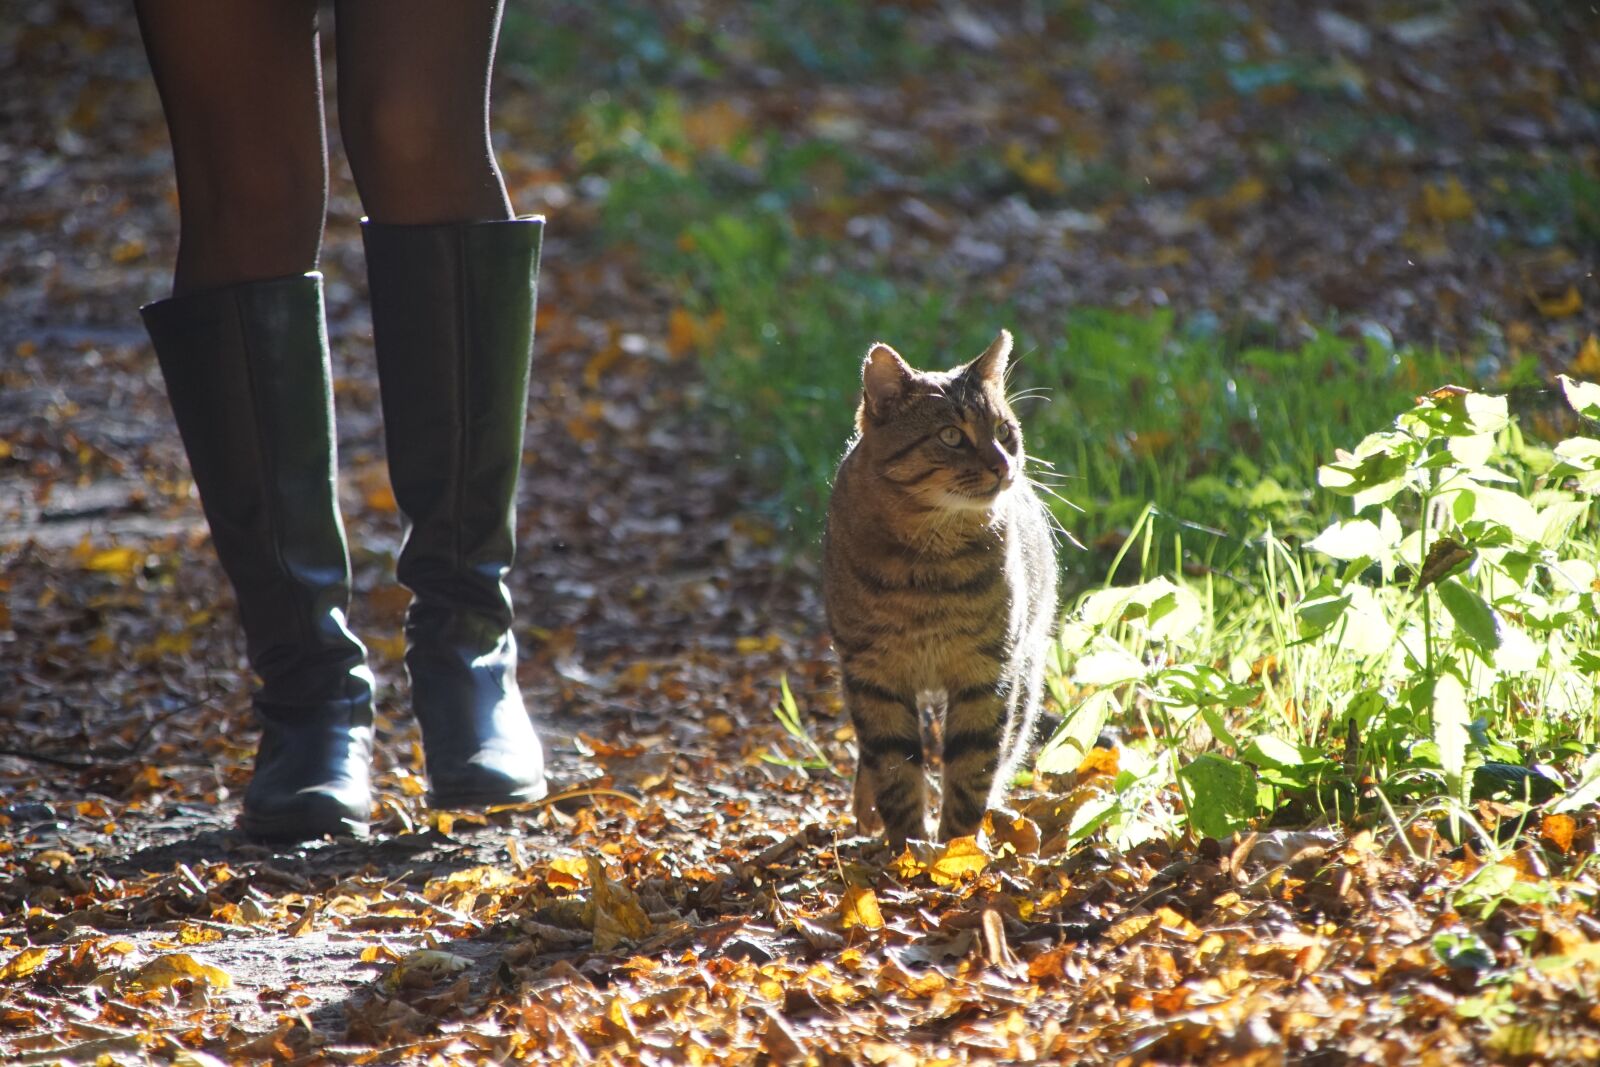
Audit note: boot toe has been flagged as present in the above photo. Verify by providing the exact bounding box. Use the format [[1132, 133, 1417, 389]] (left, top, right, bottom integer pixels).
[[242, 788, 369, 840], [427, 759, 548, 809]]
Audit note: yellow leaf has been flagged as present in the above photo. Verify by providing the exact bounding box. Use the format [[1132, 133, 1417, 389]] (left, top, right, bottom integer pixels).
[[1421, 176, 1475, 223], [735, 633, 783, 655], [436, 865, 515, 892], [1002, 141, 1063, 194], [840, 885, 884, 930], [177, 924, 222, 945], [110, 239, 146, 264], [360, 944, 402, 964], [81, 545, 141, 576], [1572, 335, 1600, 378], [1153, 906, 1201, 942], [127, 953, 233, 992], [1537, 285, 1583, 319], [0, 946, 50, 982], [1076, 746, 1120, 779], [1219, 175, 1266, 213], [928, 836, 989, 886], [1104, 913, 1159, 947], [546, 855, 589, 890]]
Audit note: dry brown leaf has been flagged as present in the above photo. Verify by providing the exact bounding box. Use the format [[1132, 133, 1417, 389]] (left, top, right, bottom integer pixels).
[[583, 854, 652, 951]]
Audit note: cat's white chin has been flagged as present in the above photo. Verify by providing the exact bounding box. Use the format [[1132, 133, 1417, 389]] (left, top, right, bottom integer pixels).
[[935, 487, 1008, 513]]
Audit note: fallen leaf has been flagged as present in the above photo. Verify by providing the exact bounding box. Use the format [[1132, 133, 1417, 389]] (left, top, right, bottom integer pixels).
[[583, 854, 652, 951], [840, 885, 885, 931], [1541, 813, 1576, 854], [0, 946, 50, 982], [384, 949, 471, 991], [126, 953, 233, 992]]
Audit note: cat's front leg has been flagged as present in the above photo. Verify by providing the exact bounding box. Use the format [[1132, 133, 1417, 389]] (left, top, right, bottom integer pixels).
[[841, 670, 926, 847], [937, 678, 1009, 840]]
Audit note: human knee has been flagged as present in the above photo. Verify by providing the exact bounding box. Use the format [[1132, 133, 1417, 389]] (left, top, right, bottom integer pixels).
[[174, 150, 325, 284], [340, 91, 508, 223], [342, 86, 490, 177]]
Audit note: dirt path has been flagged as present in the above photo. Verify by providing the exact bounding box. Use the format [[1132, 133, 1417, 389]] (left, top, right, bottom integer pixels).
[[6, 3, 1600, 1064]]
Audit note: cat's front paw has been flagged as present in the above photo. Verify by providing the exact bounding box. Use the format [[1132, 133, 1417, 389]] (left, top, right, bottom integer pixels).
[[851, 769, 885, 836]]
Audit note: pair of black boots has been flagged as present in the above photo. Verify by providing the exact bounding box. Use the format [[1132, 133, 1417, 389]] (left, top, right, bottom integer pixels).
[[140, 219, 548, 840]]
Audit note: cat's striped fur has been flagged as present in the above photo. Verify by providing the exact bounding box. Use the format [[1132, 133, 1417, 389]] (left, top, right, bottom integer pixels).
[[823, 331, 1058, 847]]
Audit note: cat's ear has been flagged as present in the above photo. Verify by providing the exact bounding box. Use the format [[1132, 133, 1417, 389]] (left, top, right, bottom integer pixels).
[[965, 329, 1013, 384], [862, 342, 914, 419]]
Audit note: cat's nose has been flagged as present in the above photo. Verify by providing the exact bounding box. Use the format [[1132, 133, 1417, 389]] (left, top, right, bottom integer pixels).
[[987, 448, 1013, 484]]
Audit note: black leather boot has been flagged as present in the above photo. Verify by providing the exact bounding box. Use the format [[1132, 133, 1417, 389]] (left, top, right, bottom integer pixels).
[[363, 217, 548, 808], [141, 274, 375, 839]]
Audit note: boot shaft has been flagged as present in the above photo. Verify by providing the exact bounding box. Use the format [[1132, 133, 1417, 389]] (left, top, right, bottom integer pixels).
[[363, 217, 543, 625], [141, 273, 372, 712]]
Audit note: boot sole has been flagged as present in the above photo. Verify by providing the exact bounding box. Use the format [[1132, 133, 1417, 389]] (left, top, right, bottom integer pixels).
[[241, 807, 369, 842], [427, 778, 549, 811]]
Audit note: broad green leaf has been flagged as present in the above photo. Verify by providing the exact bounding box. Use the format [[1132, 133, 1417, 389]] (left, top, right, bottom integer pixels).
[[1144, 586, 1204, 643], [1055, 619, 1094, 655], [1341, 585, 1398, 657], [1071, 643, 1146, 686], [1177, 754, 1257, 839], [1408, 389, 1509, 437], [1159, 664, 1261, 709], [1554, 436, 1600, 465], [1547, 558, 1598, 595], [1035, 690, 1118, 775], [1080, 578, 1201, 643], [1307, 518, 1393, 562], [1437, 578, 1502, 655], [1466, 486, 1543, 543], [1464, 393, 1510, 434], [1297, 591, 1353, 639], [1243, 734, 1305, 769], [1491, 624, 1541, 675], [1079, 586, 1135, 629], [1446, 432, 1495, 466], [1551, 436, 1600, 493], [1318, 451, 1407, 503], [1560, 374, 1600, 421], [1536, 499, 1591, 547], [1432, 672, 1471, 803], [1066, 792, 1122, 844]]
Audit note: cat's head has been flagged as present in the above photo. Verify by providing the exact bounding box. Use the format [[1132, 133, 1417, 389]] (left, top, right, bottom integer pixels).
[[852, 330, 1024, 513]]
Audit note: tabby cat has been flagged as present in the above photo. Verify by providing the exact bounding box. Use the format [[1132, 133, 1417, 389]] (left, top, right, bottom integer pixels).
[[823, 330, 1058, 847]]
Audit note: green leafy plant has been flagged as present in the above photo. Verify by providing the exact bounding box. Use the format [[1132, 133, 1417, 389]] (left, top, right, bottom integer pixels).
[[1041, 378, 1600, 844]]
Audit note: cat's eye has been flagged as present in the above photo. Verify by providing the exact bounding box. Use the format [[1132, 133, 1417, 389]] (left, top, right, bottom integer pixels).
[[938, 426, 965, 448], [996, 423, 1015, 444]]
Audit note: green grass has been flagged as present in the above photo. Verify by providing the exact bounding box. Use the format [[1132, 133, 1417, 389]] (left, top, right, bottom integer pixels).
[[576, 93, 1468, 575]]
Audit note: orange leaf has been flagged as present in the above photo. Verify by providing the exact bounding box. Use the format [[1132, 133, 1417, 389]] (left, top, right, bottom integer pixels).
[[1541, 813, 1576, 854]]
